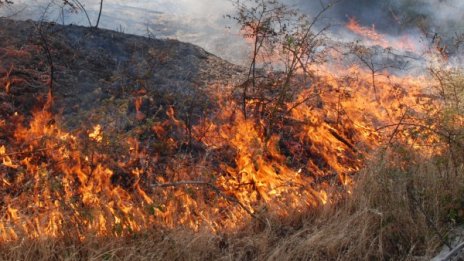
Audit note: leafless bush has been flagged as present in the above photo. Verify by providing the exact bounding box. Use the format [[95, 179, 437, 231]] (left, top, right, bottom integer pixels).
[[228, 0, 335, 137]]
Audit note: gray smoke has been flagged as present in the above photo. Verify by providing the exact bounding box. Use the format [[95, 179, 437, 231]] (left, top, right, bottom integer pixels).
[[297, 0, 464, 38], [1, 0, 463, 62]]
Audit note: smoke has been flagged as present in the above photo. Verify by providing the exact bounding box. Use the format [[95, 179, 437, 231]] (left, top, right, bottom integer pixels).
[[297, 0, 464, 37], [1, 0, 463, 62], [390, 0, 464, 36]]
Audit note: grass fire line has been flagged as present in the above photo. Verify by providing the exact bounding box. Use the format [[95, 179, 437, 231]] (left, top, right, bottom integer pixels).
[[0, 1, 463, 259]]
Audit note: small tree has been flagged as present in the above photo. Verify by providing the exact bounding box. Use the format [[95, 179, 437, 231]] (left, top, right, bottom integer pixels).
[[229, 0, 334, 135], [228, 0, 291, 119]]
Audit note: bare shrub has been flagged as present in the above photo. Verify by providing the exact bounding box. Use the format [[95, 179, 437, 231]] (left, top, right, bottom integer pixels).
[[228, 0, 334, 132]]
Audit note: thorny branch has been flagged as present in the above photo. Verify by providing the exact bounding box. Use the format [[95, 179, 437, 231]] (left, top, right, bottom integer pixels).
[[386, 109, 409, 147], [377, 122, 464, 148]]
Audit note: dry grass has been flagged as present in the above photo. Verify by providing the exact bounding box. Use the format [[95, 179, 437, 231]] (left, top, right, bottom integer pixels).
[[0, 17, 462, 261], [0, 147, 462, 261]]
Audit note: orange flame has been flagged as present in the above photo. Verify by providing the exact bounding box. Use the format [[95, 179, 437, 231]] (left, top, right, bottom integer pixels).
[[0, 45, 448, 242], [346, 17, 420, 53]]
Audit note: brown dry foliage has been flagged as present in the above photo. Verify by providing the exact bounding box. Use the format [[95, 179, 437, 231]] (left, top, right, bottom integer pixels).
[[0, 147, 461, 261]]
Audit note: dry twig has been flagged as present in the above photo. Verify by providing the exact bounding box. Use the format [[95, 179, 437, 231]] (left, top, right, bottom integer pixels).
[[151, 180, 266, 224]]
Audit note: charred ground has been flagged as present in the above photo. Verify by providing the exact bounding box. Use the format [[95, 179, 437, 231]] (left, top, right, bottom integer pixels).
[[0, 18, 243, 129]]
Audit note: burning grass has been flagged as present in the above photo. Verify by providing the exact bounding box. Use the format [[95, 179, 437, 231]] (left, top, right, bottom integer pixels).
[[0, 16, 463, 260], [0, 148, 462, 260], [1, 60, 461, 259]]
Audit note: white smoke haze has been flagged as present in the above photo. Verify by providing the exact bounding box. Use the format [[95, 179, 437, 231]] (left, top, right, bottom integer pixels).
[[0, 0, 463, 63], [0, 0, 247, 63]]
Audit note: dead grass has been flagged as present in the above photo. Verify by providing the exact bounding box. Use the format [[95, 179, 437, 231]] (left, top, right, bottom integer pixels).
[[0, 147, 462, 260]]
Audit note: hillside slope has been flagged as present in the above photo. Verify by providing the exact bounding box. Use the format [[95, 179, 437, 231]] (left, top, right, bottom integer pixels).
[[0, 18, 244, 130]]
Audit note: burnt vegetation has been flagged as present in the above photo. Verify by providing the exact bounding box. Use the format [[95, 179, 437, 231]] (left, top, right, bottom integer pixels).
[[0, 0, 464, 260]]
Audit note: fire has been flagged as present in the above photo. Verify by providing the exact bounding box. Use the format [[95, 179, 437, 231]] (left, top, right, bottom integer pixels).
[[346, 17, 388, 47], [197, 106, 328, 216], [0, 39, 449, 243], [89, 124, 103, 143], [346, 17, 422, 53]]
